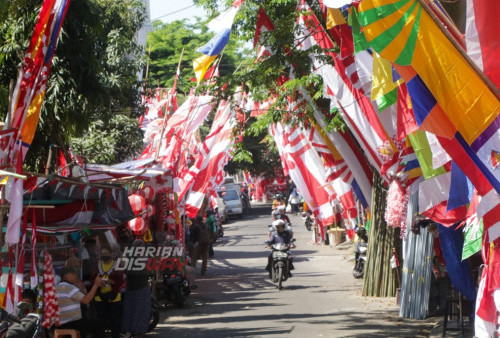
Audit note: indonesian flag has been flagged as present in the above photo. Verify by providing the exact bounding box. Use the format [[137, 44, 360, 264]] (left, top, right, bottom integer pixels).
[[184, 100, 236, 217], [2, 247, 16, 312], [272, 123, 335, 237], [151, 93, 213, 170]]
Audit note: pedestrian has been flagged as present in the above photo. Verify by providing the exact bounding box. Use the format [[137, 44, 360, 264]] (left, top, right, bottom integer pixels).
[[190, 215, 211, 276], [93, 245, 124, 338], [122, 239, 151, 338], [206, 210, 217, 258], [289, 188, 302, 215]]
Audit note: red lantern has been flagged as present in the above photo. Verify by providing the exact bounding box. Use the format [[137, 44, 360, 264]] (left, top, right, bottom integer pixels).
[[144, 204, 155, 219], [128, 194, 145, 215], [127, 217, 145, 234], [143, 186, 155, 201]]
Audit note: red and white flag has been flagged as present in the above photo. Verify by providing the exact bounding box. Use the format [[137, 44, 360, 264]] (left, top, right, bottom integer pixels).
[[297, 1, 397, 180], [184, 100, 236, 217], [272, 123, 335, 237], [418, 172, 467, 226], [308, 125, 356, 215]]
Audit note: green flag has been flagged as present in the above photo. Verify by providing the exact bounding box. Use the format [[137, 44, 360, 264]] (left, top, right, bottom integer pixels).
[[462, 220, 483, 260]]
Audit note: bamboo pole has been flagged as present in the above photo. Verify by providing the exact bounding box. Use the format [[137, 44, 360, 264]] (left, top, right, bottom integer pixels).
[[155, 47, 184, 161], [24, 171, 123, 190], [0, 79, 15, 246]]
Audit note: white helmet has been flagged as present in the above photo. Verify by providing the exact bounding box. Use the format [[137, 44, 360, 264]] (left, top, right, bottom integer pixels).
[[273, 219, 286, 228]]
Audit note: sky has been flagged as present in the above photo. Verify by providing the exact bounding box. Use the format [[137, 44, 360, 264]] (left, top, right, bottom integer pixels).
[[148, 0, 208, 23]]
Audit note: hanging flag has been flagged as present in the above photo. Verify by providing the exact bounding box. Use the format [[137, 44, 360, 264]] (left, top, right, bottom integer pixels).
[[193, 1, 244, 83], [348, 6, 370, 53], [272, 123, 335, 238], [184, 100, 236, 216], [309, 126, 357, 219], [465, 0, 500, 89], [323, 6, 354, 58], [296, 1, 397, 178], [6, 0, 71, 164], [418, 172, 467, 226], [2, 0, 70, 244], [371, 53, 403, 111], [359, 0, 500, 195], [447, 161, 474, 211]]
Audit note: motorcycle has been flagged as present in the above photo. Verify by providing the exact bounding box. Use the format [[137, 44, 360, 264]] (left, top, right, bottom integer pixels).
[[148, 296, 161, 332], [0, 308, 41, 338], [301, 211, 314, 231], [266, 238, 296, 290], [162, 271, 191, 308], [353, 227, 368, 279]]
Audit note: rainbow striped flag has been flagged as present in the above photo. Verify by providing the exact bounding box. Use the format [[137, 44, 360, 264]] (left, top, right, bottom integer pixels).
[[359, 0, 500, 195]]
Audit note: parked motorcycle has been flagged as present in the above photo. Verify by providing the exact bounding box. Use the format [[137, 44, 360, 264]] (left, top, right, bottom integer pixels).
[[353, 227, 368, 279], [0, 308, 41, 338], [266, 238, 296, 290], [148, 296, 161, 332], [162, 271, 191, 307]]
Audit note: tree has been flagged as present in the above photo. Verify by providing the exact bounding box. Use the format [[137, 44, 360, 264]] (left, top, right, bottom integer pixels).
[[71, 114, 144, 165], [224, 119, 281, 179], [146, 18, 244, 98], [0, 0, 147, 170]]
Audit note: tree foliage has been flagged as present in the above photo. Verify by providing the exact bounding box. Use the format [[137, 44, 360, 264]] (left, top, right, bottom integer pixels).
[[71, 114, 144, 165], [0, 0, 147, 169], [146, 18, 244, 98]]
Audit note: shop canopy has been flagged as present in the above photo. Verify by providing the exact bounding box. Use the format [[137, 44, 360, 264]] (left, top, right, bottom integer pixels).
[[23, 177, 134, 234]]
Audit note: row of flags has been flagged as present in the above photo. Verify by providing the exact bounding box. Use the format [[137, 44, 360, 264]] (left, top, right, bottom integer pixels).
[[249, 0, 499, 334], [1, 0, 71, 311]]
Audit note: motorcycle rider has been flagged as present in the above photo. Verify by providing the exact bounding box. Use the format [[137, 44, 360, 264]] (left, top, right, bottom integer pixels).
[[272, 205, 291, 224], [272, 194, 285, 210], [265, 220, 295, 278]]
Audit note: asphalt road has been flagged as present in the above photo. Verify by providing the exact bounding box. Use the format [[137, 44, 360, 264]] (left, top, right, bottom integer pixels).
[[150, 203, 438, 337]]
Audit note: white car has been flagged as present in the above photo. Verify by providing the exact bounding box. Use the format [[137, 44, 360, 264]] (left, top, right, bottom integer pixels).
[[219, 189, 243, 220]]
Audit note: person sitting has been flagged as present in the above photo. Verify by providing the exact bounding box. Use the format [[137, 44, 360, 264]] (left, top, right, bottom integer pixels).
[[56, 267, 103, 338], [12, 289, 36, 319], [265, 220, 295, 278], [272, 194, 285, 210], [272, 205, 291, 224]]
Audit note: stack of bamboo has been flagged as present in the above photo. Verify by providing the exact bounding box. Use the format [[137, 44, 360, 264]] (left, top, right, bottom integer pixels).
[[362, 174, 401, 297]]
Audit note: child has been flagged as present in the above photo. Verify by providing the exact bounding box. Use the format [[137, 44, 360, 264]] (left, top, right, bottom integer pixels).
[[13, 289, 36, 318]]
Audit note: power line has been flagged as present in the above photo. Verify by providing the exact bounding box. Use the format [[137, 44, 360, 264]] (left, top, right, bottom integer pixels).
[[150, 4, 197, 21]]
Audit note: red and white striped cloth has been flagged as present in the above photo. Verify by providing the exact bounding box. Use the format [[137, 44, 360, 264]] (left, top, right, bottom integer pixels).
[[307, 125, 356, 216], [296, 1, 397, 181], [184, 99, 236, 217], [271, 123, 335, 237], [41, 251, 59, 328]]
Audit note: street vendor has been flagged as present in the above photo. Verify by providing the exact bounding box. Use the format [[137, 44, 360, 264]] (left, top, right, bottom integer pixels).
[[93, 245, 124, 338]]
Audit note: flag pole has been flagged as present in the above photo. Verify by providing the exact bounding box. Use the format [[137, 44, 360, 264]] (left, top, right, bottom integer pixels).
[[155, 47, 184, 162], [422, 0, 465, 47], [417, 0, 500, 103], [144, 44, 152, 84]]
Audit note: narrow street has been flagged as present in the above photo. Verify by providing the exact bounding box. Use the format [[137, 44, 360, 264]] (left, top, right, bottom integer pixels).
[[151, 204, 438, 337]]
